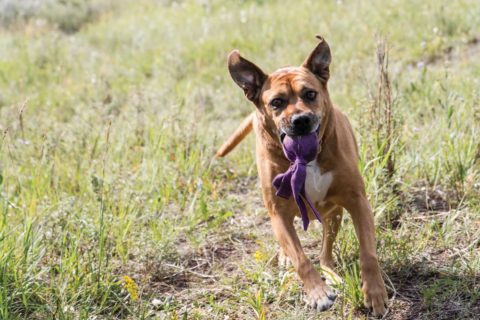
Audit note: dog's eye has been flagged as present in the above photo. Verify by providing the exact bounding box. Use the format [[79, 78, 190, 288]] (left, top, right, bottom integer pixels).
[[270, 98, 285, 109], [304, 91, 317, 101]]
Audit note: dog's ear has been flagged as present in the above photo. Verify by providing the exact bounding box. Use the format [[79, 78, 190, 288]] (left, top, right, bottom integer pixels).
[[228, 50, 267, 102], [302, 35, 331, 83]]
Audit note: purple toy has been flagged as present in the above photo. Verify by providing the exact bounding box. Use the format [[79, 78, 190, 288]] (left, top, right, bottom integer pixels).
[[272, 132, 322, 230]]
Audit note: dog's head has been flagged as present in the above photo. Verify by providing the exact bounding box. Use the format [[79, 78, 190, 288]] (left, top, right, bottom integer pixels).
[[228, 36, 332, 140]]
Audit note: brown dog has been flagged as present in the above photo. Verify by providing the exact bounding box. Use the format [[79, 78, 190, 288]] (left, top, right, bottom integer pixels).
[[217, 36, 388, 316]]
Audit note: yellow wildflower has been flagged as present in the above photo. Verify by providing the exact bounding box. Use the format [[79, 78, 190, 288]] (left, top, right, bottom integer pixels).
[[122, 275, 139, 301]]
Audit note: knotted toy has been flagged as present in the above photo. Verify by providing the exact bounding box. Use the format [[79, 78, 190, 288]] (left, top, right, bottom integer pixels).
[[272, 132, 322, 230]]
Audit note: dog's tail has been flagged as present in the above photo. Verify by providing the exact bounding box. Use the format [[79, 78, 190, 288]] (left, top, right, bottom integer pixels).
[[216, 112, 254, 157]]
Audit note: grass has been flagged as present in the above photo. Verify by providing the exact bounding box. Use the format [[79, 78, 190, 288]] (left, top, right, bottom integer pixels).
[[0, 0, 479, 319]]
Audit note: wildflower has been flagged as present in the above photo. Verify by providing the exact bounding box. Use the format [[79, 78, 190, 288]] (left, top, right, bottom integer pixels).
[[122, 275, 139, 301]]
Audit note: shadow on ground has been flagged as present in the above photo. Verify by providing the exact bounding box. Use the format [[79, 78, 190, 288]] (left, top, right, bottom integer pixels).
[[385, 261, 479, 320]]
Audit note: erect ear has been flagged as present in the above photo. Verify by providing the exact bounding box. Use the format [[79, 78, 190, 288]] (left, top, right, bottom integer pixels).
[[302, 35, 331, 83], [228, 50, 267, 102]]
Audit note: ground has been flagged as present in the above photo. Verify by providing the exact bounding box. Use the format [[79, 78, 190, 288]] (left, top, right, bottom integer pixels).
[[0, 0, 479, 319]]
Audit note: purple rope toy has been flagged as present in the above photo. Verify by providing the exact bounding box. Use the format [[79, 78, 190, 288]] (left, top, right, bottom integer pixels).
[[272, 132, 322, 231]]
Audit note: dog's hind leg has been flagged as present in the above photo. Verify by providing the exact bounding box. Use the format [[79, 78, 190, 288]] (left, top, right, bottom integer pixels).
[[320, 206, 343, 270], [319, 206, 343, 287], [278, 247, 292, 269]]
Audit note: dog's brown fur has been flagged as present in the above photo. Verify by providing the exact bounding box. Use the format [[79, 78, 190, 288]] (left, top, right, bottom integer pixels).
[[217, 36, 388, 316]]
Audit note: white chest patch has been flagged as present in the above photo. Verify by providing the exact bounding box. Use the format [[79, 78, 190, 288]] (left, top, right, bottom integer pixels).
[[305, 161, 332, 206]]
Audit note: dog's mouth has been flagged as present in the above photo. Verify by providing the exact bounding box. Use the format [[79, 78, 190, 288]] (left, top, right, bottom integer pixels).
[[279, 123, 320, 143]]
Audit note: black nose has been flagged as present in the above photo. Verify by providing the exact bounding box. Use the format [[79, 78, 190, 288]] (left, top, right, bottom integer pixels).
[[291, 114, 312, 131], [292, 115, 311, 127]]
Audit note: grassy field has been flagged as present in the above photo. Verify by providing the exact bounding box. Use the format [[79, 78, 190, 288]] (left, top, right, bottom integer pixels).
[[0, 0, 479, 319]]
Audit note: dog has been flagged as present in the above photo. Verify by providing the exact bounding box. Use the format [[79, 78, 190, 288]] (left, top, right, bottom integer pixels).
[[216, 36, 388, 316]]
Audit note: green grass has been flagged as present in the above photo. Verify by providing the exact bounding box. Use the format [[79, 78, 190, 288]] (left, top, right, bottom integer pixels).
[[0, 0, 479, 319]]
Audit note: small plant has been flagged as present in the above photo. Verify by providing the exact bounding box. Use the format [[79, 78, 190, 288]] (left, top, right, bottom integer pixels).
[[342, 263, 363, 311], [372, 38, 397, 180], [246, 288, 267, 320], [360, 36, 403, 224], [122, 275, 139, 301]]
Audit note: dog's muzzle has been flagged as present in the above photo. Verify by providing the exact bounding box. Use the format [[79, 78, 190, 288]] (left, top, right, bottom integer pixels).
[[280, 114, 320, 142]]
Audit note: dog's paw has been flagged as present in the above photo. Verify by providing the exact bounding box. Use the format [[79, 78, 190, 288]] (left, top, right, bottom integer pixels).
[[278, 249, 292, 269], [363, 282, 388, 317], [304, 282, 337, 312]]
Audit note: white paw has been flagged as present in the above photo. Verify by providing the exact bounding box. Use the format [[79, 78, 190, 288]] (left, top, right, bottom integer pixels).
[[304, 285, 337, 311], [278, 249, 292, 269]]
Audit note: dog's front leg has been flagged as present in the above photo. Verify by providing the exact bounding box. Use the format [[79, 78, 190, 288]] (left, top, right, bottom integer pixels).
[[342, 192, 388, 316], [268, 208, 337, 311]]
